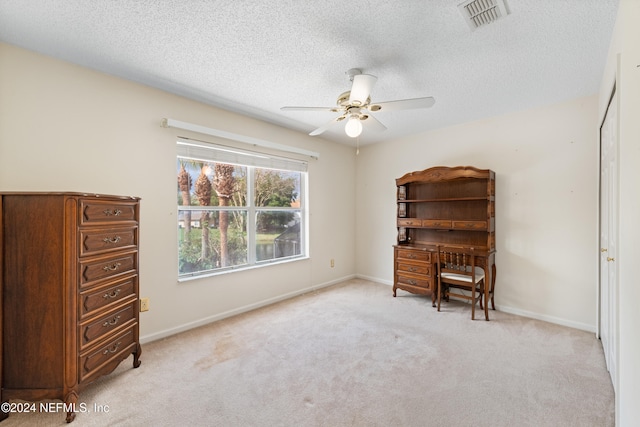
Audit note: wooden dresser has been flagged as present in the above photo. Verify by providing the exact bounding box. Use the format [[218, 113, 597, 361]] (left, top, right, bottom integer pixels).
[[0, 193, 142, 423], [393, 166, 496, 307]]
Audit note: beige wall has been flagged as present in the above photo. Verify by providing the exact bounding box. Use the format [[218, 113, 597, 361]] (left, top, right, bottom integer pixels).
[[0, 42, 357, 341], [4, 22, 636, 419], [598, 0, 640, 424], [356, 96, 599, 332]]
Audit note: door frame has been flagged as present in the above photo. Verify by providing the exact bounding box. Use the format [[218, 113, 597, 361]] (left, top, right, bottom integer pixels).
[[598, 81, 618, 391]]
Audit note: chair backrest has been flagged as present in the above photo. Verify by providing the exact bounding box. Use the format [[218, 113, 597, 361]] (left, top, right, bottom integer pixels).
[[436, 245, 484, 284]]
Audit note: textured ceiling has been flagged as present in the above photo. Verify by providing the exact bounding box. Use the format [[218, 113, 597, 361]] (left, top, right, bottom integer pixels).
[[0, 0, 620, 146]]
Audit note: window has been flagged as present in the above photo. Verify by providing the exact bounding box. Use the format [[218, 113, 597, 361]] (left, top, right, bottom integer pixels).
[[177, 139, 307, 278]]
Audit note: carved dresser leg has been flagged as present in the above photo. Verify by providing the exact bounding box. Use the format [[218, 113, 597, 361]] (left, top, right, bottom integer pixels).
[[65, 391, 78, 423], [133, 343, 142, 368]]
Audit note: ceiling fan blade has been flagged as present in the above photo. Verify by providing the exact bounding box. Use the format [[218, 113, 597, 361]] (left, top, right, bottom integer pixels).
[[349, 74, 377, 106], [369, 97, 435, 112], [281, 106, 340, 112], [309, 116, 345, 136], [361, 114, 387, 132]]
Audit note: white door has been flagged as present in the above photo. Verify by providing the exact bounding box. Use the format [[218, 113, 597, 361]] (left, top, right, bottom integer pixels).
[[599, 89, 617, 391]]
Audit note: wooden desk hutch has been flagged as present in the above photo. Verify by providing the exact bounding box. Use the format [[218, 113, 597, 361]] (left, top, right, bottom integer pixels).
[[393, 166, 496, 313], [0, 193, 142, 423]]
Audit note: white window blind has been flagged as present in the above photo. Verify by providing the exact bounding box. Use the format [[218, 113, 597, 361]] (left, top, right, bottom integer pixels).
[[176, 138, 308, 172]]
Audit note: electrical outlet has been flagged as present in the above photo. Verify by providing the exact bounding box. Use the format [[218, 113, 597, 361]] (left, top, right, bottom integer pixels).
[[140, 297, 150, 312], [330, 259, 335, 268]]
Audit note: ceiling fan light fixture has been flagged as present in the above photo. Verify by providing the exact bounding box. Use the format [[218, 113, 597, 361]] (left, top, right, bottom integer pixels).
[[345, 116, 363, 138]]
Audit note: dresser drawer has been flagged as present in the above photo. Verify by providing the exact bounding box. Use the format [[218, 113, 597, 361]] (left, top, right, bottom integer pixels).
[[397, 262, 431, 276], [80, 327, 137, 383], [80, 302, 136, 350], [80, 199, 138, 225], [397, 274, 433, 291], [396, 248, 431, 263], [80, 226, 138, 257], [79, 251, 138, 287], [80, 275, 137, 319], [452, 220, 487, 230]]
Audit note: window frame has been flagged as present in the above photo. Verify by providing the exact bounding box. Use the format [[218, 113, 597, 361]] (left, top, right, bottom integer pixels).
[[177, 139, 308, 281]]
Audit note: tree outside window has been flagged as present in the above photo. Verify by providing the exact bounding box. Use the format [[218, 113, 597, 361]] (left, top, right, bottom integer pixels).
[[177, 155, 305, 278]]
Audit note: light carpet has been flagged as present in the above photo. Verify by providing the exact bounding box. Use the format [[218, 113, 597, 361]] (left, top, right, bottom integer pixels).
[[3, 279, 615, 426]]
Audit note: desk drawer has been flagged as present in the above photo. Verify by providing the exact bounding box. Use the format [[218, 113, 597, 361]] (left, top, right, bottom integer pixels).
[[422, 219, 452, 228], [397, 262, 431, 276], [397, 218, 421, 227], [397, 274, 433, 291], [452, 220, 487, 230], [396, 249, 431, 263]]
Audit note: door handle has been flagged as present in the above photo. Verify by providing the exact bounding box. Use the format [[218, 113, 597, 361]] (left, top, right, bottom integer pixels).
[[607, 257, 615, 262], [601, 248, 608, 253]]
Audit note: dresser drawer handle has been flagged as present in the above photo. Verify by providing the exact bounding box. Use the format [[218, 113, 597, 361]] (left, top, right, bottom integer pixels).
[[408, 267, 417, 272], [408, 253, 416, 259], [103, 209, 122, 216], [103, 341, 122, 355], [103, 289, 122, 299], [103, 315, 121, 327], [102, 236, 122, 244], [408, 279, 417, 285], [102, 262, 122, 272]]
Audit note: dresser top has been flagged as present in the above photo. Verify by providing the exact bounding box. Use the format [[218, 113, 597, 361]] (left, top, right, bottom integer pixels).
[[0, 192, 140, 200]]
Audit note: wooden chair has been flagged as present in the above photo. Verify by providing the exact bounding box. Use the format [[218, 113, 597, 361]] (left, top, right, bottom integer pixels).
[[436, 245, 489, 321]]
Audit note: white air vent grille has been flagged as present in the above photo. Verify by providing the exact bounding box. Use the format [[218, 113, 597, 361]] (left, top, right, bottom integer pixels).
[[458, 0, 509, 31]]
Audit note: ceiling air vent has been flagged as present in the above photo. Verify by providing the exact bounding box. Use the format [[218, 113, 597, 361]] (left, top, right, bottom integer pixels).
[[458, 0, 510, 31]]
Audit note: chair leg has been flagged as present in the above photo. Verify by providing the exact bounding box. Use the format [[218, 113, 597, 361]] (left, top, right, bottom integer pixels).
[[437, 279, 442, 311]]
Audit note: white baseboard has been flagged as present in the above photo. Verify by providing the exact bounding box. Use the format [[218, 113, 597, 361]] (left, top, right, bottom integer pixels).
[[140, 274, 356, 344], [355, 273, 392, 286], [496, 304, 596, 333], [356, 275, 596, 334]]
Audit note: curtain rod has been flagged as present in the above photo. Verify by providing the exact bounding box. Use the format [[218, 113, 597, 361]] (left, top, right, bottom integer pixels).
[[161, 118, 320, 160]]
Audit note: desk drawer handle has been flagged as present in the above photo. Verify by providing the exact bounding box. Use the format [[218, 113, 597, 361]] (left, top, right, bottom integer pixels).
[[102, 236, 122, 244], [103, 209, 122, 216], [103, 342, 121, 355], [103, 315, 121, 327], [103, 289, 121, 299], [103, 262, 122, 272]]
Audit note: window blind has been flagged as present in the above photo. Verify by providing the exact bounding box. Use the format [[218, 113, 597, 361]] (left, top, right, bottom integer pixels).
[[176, 138, 308, 172]]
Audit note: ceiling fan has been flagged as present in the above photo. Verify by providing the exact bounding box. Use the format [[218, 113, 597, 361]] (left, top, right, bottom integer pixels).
[[281, 68, 435, 138]]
